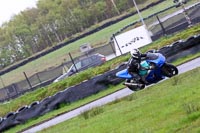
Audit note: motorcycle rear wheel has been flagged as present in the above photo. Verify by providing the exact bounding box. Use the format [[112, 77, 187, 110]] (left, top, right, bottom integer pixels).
[[162, 63, 178, 77]]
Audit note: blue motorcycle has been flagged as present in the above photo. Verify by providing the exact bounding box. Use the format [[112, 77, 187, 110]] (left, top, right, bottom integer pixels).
[[116, 52, 178, 91]]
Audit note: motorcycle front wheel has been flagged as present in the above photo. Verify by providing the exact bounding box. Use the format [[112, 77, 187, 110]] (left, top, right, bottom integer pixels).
[[161, 63, 178, 77]]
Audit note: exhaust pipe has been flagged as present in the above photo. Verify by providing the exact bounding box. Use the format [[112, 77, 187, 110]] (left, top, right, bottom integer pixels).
[[123, 82, 138, 87], [123, 82, 145, 89]]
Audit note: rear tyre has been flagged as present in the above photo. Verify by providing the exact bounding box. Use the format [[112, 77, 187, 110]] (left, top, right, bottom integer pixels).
[[162, 63, 178, 77]]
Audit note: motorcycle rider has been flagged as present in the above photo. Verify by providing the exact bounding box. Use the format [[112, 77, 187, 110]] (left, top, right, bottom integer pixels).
[[127, 48, 156, 84]]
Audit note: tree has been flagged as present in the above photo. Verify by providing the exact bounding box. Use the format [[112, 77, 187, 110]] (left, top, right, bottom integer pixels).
[[0, 0, 149, 68]]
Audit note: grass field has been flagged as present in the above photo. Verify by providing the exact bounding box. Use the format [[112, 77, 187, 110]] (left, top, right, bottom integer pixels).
[[0, 23, 199, 118], [2, 0, 197, 86], [38, 67, 200, 133], [0, 22, 200, 121], [4, 52, 200, 133], [0, 1, 200, 132]]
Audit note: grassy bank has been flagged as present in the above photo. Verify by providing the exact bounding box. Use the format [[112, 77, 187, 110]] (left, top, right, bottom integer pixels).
[[4, 52, 200, 133], [0, 3, 199, 132], [0, 23, 200, 117], [38, 67, 200, 133], [173, 52, 200, 66]]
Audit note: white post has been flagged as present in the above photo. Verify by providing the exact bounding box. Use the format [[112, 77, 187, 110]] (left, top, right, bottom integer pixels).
[[132, 0, 146, 26], [132, 0, 152, 41]]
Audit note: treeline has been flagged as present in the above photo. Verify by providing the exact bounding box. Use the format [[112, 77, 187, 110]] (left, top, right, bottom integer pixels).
[[0, 0, 147, 69]]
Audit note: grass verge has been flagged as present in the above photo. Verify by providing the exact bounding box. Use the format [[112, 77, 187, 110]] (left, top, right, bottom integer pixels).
[[37, 67, 200, 133], [4, 51, 200, 133], [0, 23, 200, 117], [2, 22, 199, 118]]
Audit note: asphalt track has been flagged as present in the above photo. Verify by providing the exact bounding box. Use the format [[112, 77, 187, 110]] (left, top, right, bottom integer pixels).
[[23, 57, 200, 133]]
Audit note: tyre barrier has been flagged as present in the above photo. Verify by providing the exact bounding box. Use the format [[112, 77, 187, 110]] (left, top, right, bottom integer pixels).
[[158, 34, 200, 61], [0, 34, 200, 132]]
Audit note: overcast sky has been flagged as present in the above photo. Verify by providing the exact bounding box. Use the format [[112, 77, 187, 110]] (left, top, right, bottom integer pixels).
[[0, 0, 38, 26]]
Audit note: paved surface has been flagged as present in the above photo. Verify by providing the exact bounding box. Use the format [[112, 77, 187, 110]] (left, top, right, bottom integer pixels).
[[177, 57, 200, 73], [23, 88, 133, 133], [23, 57, 200, 133]]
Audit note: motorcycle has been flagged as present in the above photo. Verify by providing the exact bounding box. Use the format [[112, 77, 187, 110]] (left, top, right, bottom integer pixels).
[[116, 52, 178, 91]]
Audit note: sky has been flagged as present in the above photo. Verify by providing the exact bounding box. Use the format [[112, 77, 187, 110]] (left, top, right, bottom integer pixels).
[[0, 0, 38, 26]]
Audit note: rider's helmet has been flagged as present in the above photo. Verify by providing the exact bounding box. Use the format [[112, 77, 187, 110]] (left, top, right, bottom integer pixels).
[[130, 48, 141, 59]]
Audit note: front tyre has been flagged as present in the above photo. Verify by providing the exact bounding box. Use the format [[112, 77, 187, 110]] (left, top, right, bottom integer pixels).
[[162, 63, 178, 77]]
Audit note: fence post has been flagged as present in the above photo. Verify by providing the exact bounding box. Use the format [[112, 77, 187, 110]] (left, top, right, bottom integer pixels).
[[12, 83, 19, 96], [113, 34, 123, 55], [23, 72, 33, 90], [156, 15, 166, 36], [69, 52, 78, 72], [6, 88, 10, 100], [36, 73, 42, 84], [109, 39, 117, 56]]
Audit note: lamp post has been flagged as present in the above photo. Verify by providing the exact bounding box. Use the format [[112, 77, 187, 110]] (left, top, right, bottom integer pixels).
[[132, 0, 146, 26], [132, 0, 152, 41]]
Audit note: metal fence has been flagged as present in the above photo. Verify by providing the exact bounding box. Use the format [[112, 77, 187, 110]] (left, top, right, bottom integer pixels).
[[148, 2, 200, 39], [0, 2, 200, 102], [0, 42, 116, 102]]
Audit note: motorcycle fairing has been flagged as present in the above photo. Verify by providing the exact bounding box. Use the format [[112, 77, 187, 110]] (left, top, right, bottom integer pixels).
[[146, 53, 166, 67], [116, 53, 166, 82], [145, 68, 165, 83], [116, 61, 149, 79], [116, 69, 132, 79]]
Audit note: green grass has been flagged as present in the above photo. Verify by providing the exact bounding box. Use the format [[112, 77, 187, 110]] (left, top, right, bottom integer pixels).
[[4, 84, 124, 133], [2, 0, 199, 86], [4, 51, 200, 133], [0, 22, 200, 118], [173, 52, 200, 66], [0, 1, 200, 132], [0, 55, 129, 116], [37, 67, 200, 133], [0, 21, 200, 118]]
